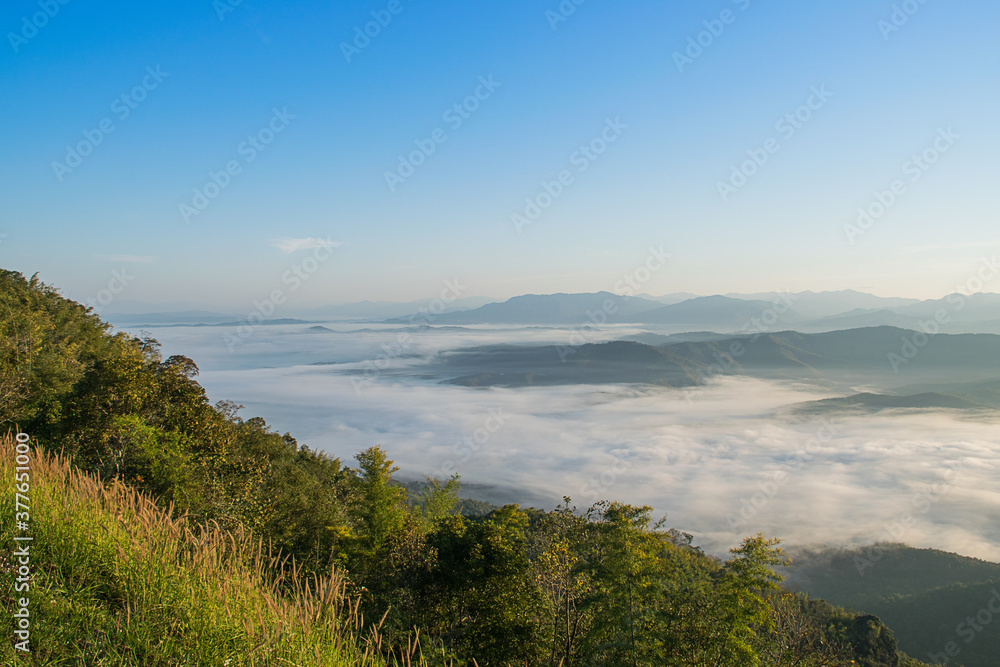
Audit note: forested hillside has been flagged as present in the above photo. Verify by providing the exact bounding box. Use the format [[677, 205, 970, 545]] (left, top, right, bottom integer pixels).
[[1, 268, 930, 666], [788, 544, 1000, 667]]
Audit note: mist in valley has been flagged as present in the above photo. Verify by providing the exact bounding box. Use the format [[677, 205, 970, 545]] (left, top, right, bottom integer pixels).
[[132, 322, 1000, 562]]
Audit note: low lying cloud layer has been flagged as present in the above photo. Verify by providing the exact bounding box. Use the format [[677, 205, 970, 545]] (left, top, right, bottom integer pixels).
[[138, 323, 1000, 561]]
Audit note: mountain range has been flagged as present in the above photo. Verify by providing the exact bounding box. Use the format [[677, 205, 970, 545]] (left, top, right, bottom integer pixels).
[[101, 296, 495, 326], [103, 290, 1000, 334], [386, 291, 1000, 334], [425, 327, 1000, 398]]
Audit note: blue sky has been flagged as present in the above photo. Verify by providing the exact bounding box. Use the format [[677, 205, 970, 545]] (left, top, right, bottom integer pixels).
[[1, 0, 998, 308]]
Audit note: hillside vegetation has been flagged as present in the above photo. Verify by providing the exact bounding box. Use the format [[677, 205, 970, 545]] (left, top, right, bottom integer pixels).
[[1, 268, 931, 666], [788, 544, 1000, 667], [0, 437, 397, 666]]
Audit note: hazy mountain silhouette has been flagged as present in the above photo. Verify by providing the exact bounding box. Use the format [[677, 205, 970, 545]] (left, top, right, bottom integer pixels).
[[797, 308, 923, 332], [110, 291, 1000, 332], [894, 292, 1000, 322], [635, 295, 801, 328], [784, 391, 989, 416], [726, 290, 921, 320], [388, 292, 665, 325], [436, 327, 1000, 390]]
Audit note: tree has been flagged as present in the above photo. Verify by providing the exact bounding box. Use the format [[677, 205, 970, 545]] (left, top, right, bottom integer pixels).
[[348, 446, 410, 560], [1, 270, 113, 431], [847, 615, 899, 667], [757, 592, 857, 666], [709, 534, 790, 666], [423, 505, 544, 665], [529, 499, 592, 667], [415, 475, 461, 530]]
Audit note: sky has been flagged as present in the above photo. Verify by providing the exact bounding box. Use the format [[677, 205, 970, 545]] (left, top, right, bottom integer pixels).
[[1, 0, 999, 309]]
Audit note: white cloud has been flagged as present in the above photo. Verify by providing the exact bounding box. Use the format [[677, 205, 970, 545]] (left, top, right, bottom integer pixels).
[[272, 237, 342, 253], [121, 323, 1000, 562]]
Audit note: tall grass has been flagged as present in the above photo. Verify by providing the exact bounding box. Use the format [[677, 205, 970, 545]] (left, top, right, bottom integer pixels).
[[0, 436, 432, 666]]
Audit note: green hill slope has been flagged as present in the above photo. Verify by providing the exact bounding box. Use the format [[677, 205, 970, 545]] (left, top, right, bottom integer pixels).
[[787, 544, 1000, 667], [0, 437, 390, 667]]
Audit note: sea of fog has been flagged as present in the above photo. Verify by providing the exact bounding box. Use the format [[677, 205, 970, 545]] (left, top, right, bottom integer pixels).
[[120, 321, 1000, 561]]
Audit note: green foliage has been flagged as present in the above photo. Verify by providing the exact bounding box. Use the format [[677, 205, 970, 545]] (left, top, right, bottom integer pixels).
[[0, 268, 933, 667], [349, 446, 411, 559], [847, 615, 901, 667], [0, 439, 391, 667], [0, 269, 113, 428], [421, 506, 544, 665], [414, 475, 462, 529], [399, 477, 498, 518], [790, 544, 1000, 667], [790, 543, 1000, 605]]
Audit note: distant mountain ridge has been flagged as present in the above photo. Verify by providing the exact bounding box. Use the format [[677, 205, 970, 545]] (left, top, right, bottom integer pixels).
[[432, 327, 1000, 390], [105, 290, 1000, 333], [730, 289, 921, 319], [784, 391, 991, 416], [103, 297, 495, 326], [635, 295, 799, 328], [386, 292, 666, 325], [383, 290, 1000, 333]]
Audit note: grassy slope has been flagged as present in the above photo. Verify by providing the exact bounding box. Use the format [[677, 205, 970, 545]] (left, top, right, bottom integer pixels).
[[0, 437, 399, 667]]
